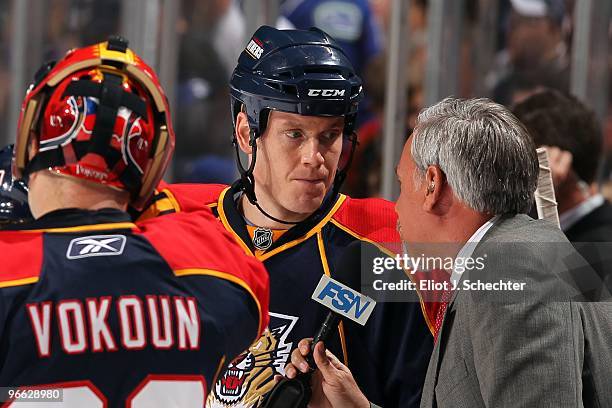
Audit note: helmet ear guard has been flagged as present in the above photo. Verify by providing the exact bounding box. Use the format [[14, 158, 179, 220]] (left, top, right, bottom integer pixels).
[[15, 36, 175, 210]]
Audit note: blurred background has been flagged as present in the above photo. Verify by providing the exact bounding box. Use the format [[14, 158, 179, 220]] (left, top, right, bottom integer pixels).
[[0, 0, 610, 200]]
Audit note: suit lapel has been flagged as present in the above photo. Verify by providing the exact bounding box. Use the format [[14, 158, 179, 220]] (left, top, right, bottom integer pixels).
[[421, 216, 532, 407], [421, 337, 440, 407]]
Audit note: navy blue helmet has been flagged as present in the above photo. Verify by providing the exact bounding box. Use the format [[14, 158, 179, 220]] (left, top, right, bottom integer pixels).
[[229, 26, 364, 222], [0, 144, 32, 227]]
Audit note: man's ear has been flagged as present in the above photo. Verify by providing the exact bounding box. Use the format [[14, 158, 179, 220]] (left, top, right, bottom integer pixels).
[[423, 165, 447, 214], [235, 112, 253, 154]]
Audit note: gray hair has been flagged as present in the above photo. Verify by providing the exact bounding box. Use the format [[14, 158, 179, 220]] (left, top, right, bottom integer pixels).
[[411, 97, 538, 215]]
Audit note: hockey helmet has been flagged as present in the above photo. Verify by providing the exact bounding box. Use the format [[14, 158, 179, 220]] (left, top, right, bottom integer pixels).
[[229, 26, 363, 214], [14, 36, 175, 210]]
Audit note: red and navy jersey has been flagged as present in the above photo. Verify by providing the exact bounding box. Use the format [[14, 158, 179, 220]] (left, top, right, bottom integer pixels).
[[0, 208, 269, 407], [141, 182, 434, 408]]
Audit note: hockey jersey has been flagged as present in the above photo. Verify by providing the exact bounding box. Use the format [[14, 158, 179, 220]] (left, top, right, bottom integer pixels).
[[0, 208, 269, 407], [141, 182, 434, 408]]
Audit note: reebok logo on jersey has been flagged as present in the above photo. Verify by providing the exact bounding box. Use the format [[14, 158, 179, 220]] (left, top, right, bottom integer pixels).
[[66, 235, 127, 259]]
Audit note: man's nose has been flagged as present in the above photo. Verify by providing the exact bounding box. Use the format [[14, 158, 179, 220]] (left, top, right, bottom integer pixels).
[[301, 138, 325, 166]]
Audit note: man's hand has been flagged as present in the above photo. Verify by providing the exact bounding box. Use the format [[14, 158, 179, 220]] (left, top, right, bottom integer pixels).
[[284, 338, 370, 408]]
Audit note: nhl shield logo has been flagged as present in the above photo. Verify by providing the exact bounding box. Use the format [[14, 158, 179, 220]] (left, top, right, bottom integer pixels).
[[252, 228, 273, 250]]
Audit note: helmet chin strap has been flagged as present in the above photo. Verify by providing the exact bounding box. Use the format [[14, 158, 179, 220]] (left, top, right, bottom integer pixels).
[[234, 129, 300, 225], [233, 130, 358, 227]]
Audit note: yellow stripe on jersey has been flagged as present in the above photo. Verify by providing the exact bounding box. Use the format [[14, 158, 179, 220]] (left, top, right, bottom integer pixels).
[[212, 355, 227, 390], [173, 268, 264, 338], [258, 195, 347, 262], [26, 222, 136, 234], [0, 276, 39, 288], [161, 188, 181, 213], [317, 232, 332, 277], [217, 188, 253, 257], [138, 197, 177, 221], [317, 231, 349, 366]]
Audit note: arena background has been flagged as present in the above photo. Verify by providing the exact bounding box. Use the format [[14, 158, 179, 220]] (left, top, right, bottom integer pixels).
[[0, 0, 609, 200]]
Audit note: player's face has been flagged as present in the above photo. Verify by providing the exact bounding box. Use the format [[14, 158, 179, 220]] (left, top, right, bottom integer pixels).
[[254, 111, 344, 217], [395, 139, 426, 244]]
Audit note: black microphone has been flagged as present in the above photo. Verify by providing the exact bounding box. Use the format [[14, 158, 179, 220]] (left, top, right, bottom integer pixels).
[[258, 241, 377, 408], [305, 240, 372, 365]]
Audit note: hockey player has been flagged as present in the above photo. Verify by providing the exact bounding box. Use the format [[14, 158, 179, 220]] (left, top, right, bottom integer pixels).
[[0, 37, 269, 406], [141, 26, 433, 407], [0, 144, 32, 227]]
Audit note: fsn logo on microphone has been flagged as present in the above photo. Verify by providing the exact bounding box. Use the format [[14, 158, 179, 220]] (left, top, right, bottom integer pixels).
[[312, 275, 376, 326], [307, 89, 346, 97]]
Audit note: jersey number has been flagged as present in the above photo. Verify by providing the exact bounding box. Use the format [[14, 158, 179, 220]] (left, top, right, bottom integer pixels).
[[6, 375, 206, 407]]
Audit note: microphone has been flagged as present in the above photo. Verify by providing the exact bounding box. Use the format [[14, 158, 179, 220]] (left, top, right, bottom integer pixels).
[[258, 241, 377, 408], [306, 273, 376, 365]]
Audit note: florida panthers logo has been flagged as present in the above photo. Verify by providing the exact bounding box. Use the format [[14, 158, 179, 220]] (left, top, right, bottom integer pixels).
[[208, 313, 298, 407]]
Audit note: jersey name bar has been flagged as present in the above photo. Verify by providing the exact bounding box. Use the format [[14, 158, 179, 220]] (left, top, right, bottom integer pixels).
[[26, 295, 201, 357]]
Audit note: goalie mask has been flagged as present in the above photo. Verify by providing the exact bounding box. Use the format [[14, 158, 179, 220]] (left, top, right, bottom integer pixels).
[[14, 36, 175, 210]]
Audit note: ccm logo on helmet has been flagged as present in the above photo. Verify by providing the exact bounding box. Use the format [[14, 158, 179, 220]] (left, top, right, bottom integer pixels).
[[307, 89, 346, 97], [246, 38, 264, 59]]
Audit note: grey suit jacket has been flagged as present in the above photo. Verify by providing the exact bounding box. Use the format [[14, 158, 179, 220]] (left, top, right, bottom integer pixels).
[[420, 215, 612, 408]]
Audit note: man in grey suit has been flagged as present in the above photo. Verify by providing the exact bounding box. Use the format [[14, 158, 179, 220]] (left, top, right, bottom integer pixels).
[[286, 97, 611, 407]]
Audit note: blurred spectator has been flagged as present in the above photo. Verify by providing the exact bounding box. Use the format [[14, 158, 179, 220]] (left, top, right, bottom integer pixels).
[[369, 0, 428, 99], [0, 0, 120, 146], [212, 0, 246, 77], [281, 0, 382, 76], [179, 155, 237, 184], [514, 90, 612, 294], [43, 0, 120, 61], [489, 0, 569, 106], [344, 0, 429, 197], [345, 53, 386, 197], [78, 0, 121, 46], [345, 52, 424, 198], [281, 0, 384, 128], [174, 0, 244, 181], [505, 65, 569, 106], [0, 2, 10, 130], [345, 0, 427, 197]]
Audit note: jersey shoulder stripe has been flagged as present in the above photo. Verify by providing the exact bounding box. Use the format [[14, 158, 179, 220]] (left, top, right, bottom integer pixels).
[[137, 210, 269, 335], [139, 182, 227, 220], [160, 182, 227, 211], [331, 196, 400, 244]]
